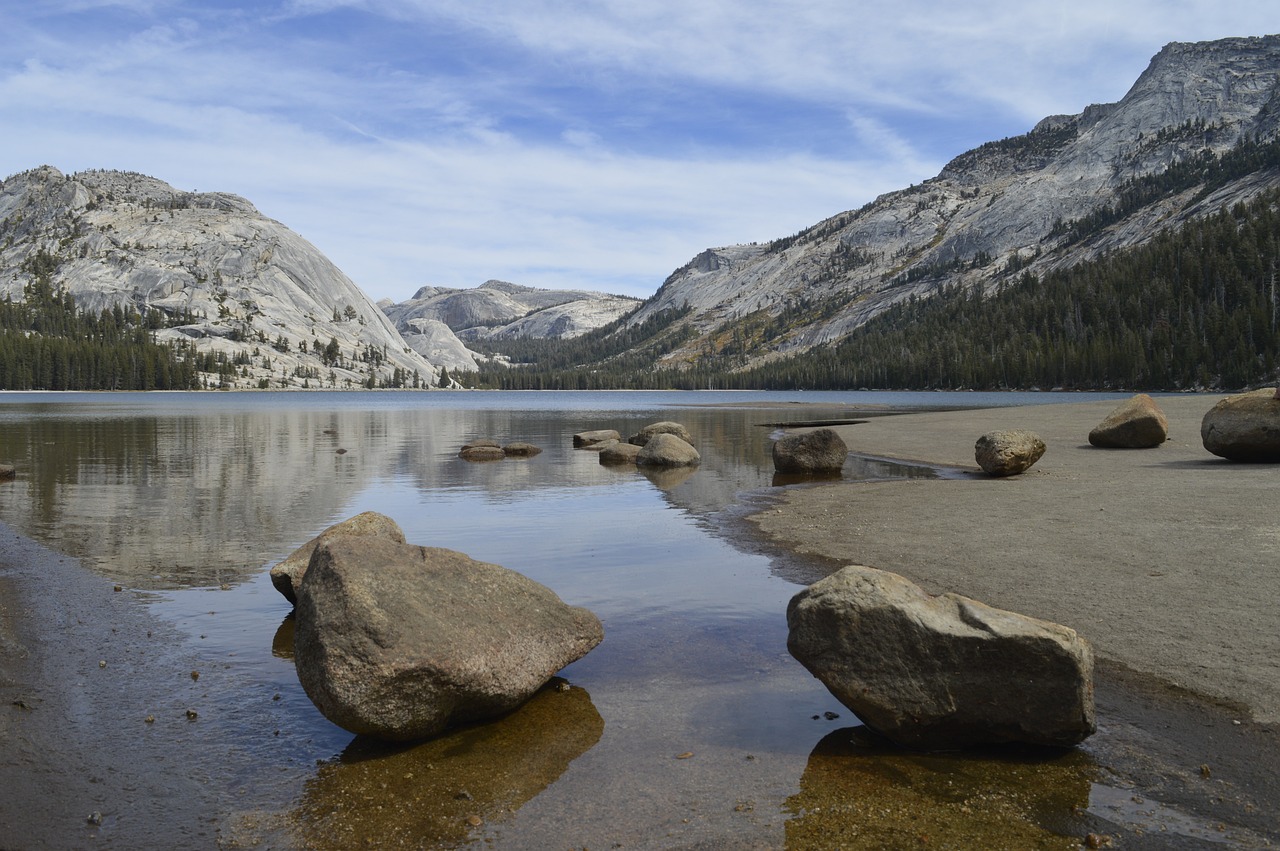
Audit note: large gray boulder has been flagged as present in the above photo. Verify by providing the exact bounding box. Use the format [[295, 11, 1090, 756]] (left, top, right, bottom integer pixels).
[[1201, 389, 1280, 461], [1089, 394, 1169, 448], [294, 537, 603, 741], [772, 428, 848, 474], [787, 565, 1096, 749], [635, 432, 701, 467], [628, 421, 693, 447], [269, 512, 406, 604], [573, 429, 621, 448], [974, 430, 1046, 476]]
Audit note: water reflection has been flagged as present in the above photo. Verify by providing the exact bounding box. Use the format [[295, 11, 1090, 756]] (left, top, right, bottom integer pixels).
[[785, 727, 1095, 849], [291, 680, 604, 849]]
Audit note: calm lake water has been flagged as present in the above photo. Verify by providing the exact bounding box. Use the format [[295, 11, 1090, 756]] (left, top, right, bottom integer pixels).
[[0, 389, 1160, 848]]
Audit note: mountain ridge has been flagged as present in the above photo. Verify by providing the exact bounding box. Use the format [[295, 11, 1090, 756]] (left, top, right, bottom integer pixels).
[[610, 34, 1280, 372]]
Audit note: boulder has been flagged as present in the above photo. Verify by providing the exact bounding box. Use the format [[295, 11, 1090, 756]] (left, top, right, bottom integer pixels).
[[1088, 394, 1169, 448], [502, 442, 543, 457], [628, 421, 693, 447], [0, 464, 14, 480], [1201, 389, 1280, 461], [635, 432, 701, 467], [772, 428, 848, 474], [459, 445, 505, 462], [269, 512, 406, 604], [460, 438, 501, 450], [294, 537, 604, 741], [598, 441, 641, 466], [573, 429, 621, 448], [787, 565, 1096, 749], [974, 430, 1046, 476]]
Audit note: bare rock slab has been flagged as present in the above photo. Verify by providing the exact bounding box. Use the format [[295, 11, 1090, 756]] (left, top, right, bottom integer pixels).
[[294, 536, 604, 742], [269, 511, 406, 604], [635, 432, 701, 467], [772, 428, 848, 474], [975, 430, 1046, 476], [787, 565, 1096, 749], [1089, 394, 1169, 448], [1201, 389, 1280, 461]]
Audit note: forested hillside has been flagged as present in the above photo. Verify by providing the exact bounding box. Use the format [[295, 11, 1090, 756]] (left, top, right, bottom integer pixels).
[[459, 188, 1280, 391], [0, 274, 199, 390]]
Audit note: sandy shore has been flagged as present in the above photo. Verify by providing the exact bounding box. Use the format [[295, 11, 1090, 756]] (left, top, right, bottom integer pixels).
[[750, 394, 1280, 724]]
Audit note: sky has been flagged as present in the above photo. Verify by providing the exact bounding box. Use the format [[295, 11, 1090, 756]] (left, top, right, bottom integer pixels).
[[1, 2, 1277, 303]]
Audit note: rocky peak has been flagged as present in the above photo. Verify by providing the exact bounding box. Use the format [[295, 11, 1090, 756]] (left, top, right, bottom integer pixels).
[[0, 167, 441, 389]]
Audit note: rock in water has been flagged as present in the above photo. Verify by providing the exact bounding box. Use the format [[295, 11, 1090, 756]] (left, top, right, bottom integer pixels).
[[1088, 394, 1169, 448], [1201, 389, 1280, 461], [459, 445, 505, 462], [598, 441, 641, 466], [635, 433, 701, 467], [269, 512, 406, 604], [628, 421, 693, 447], [787, 565, 1096, 749], [974, 430, 1046, 476], [772, 429, 848, 474], [294, 537, 603, 741], [573, 429, 621, 448], [502, 442, 542, 457]]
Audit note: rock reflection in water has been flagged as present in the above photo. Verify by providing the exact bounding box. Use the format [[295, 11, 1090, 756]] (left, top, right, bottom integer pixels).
[[785, 727, 1094, 849], [292, 680, 604, 849]]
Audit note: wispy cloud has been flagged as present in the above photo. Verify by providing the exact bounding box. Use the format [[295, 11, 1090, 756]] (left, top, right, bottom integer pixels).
[[1, 1, 1276, 300]]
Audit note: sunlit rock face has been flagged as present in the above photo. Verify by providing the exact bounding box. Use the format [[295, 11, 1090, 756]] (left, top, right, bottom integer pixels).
[[382, 279, 640, 343], [625, 35, 1280, 368], [0, 166, 440, 388]]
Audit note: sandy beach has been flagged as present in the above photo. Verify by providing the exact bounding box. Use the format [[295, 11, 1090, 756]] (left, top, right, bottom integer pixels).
[[750, 394, 1280, 726]]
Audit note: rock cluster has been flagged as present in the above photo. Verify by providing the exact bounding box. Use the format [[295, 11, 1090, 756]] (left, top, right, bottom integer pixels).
[[772, 428, 848, 474], [294, 536, 603, 741], [1201, 389, 1280, 461], [787, 565, 1096, 749], [458, 439, 543, 461], [974, 430, 1046, 476], [1088, 394, 1169, 448]]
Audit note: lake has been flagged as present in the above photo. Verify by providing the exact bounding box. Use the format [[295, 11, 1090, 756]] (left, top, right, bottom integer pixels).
[[0, 389, 1143, 848]]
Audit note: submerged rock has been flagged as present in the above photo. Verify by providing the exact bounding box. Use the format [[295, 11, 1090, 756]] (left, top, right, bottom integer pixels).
[[974, 430, 1046, 476], [293, 537, 604, 741], [1089, 394, 1169, 448], [269, 512, 406, 604], [635, 433, 701, 468], [459, 445, 505, 462], [1201, 389, 1280, 461], [772, 428, 848, 474], [501, 442, 542, 458], [573, 429, 621, 448], [628, 421, 693, 447], [787, 565, 1096, 749]]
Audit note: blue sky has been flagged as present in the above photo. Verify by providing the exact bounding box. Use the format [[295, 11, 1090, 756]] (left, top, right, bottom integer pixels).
[[2, 2, 1277, 302]]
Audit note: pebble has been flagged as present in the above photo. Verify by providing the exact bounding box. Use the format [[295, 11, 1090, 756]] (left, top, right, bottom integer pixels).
[[144, 715, 155, 724], [87, 812, 102, 826], [186, 708, 198, 720], [676, 752, 694, 759], [466, 815, 483, 827]]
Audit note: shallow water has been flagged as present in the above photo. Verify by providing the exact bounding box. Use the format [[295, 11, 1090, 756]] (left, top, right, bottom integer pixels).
[[0, 388, 1189, 848]]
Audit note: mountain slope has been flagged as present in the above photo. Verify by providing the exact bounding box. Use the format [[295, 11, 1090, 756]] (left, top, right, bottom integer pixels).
[[621, 35, 1280, 370], [382, 280, 640, 369], [0, 167, 441, 389]]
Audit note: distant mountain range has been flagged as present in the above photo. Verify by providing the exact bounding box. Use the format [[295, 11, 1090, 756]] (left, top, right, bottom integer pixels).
[[3, 34, 1279, 390]]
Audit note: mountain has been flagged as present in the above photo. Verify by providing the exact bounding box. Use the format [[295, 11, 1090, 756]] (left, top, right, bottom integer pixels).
[[0, 167, 441, 389], [381, 280, 640, 370], [611, 35, 1280, 372]]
